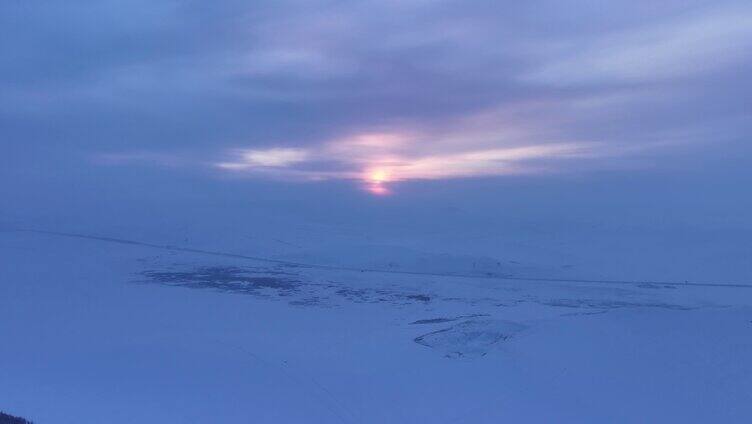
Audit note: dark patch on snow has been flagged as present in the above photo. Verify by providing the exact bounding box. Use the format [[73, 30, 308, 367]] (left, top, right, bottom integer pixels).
[[561, 310, 609, 317], [414, 319, 526, 358], [406, 294, 431, 302], [141, 266, 301, 296], [333, 287, 434, 305], [410, 314, 489, 325], [139, 265, 438, 308], [335, 288, 373, 303], [637, 283, 677, 289], [412, 318, 456, 325], [289, 296, 328, 307], [541, 298, 691, 310]]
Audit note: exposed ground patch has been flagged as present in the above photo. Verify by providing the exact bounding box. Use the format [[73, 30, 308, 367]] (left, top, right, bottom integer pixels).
[[141, 266, 301, 297], [139, 265, 435, 308]]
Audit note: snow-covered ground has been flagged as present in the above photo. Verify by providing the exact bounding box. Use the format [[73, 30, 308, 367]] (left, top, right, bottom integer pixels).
[[2, 227, 751, 423]]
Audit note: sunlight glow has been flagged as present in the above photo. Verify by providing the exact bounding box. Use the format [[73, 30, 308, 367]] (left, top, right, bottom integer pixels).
[[216, 130, 595, 195], [365, 182, 391, 196], [369, 169, 390, 183]]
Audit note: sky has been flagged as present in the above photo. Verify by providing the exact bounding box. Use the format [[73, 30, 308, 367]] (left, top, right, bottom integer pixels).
[[1, 0, 751, 229]]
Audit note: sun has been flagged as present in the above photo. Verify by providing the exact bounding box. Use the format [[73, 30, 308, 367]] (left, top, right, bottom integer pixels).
[[369, 169, 389, 183], [363, 169, 392, 195]]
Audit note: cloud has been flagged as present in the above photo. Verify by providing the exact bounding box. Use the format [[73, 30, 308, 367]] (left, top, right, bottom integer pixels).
[[217, 148, 310, 169], [526, 6, 752, 85], [3, 0, 751, 191]]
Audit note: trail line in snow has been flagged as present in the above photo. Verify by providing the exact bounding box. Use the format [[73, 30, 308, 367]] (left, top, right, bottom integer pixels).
[[215, 340, 356, 424], [8, 228, 752, 289]]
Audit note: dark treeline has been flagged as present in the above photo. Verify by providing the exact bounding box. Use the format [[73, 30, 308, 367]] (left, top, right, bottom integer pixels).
[[0, 411, 33, 424]]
